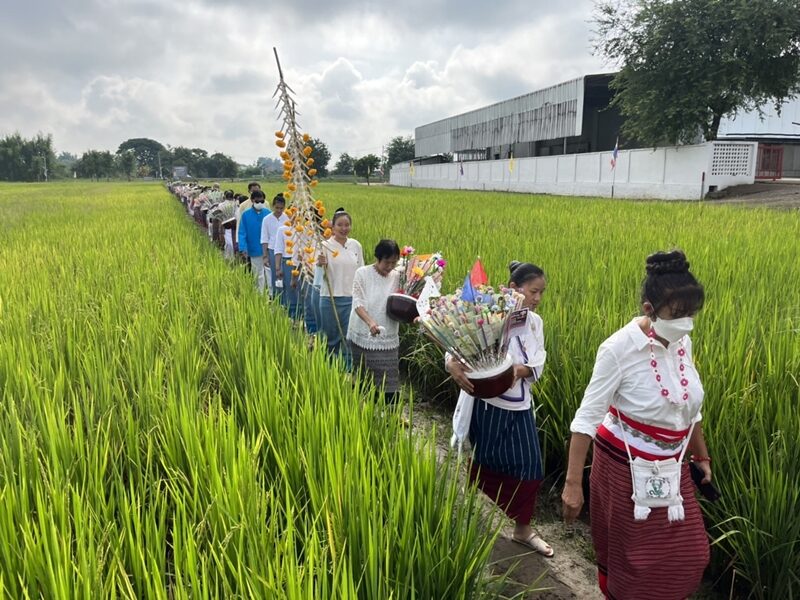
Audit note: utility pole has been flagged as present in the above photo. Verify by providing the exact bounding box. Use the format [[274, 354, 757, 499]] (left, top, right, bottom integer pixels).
[[158, 152, 163, 179]]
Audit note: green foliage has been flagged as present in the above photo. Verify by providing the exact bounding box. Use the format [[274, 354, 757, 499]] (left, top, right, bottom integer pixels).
[[117, 138, 166, 176], [0, 132, 57, 181], [75, 150, 115, 179], [309, 183, 799, 599], [354, 154, 382, 182], [594, 0, 800, 144], [386, 136, 415, 168], [115, 150, 137, 181], [333, 152, 355, 176], [308, 137, 331, 176], [0, 182, 501, 599]]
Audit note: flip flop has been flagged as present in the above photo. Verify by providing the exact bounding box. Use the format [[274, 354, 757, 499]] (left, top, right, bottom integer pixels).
[[511, 532, 555, 558]]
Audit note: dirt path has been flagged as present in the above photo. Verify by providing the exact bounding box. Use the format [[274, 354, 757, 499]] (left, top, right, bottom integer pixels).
[[706, 180, 800, 209], [407, 402, 603, 599]]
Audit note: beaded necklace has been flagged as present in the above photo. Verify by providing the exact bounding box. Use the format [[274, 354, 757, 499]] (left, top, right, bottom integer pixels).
[[648, 329, 690, 405]]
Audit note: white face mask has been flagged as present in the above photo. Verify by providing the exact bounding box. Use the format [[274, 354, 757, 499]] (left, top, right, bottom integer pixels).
[[651, 316, 694, 343], [253, 202, 264, 211]]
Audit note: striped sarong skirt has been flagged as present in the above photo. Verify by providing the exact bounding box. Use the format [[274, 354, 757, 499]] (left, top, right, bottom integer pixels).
[[350, 343, 400, 394], [468, 401, 543, 523], [591, 436, 710, 600]]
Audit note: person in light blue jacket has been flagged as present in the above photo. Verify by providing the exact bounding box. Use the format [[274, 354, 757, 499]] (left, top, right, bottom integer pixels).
[[237, 190, 270, 293]]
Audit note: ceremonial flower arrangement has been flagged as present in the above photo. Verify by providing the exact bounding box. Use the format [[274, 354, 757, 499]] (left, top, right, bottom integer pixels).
[[418, 285, 525, 372], [397, 246, 447, 297], [272, 54, 329, 282]]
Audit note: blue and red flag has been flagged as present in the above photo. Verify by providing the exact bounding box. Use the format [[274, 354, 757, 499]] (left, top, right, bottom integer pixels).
[[610, 137, 619, 170]]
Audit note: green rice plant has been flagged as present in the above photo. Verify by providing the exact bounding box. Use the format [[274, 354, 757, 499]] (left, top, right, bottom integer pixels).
[[312, 183, 800, 599], [0, 182, 502, 599]]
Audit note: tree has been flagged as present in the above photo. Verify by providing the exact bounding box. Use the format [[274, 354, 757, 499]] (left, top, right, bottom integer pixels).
[[75, 150, 115, 180], [307, 137, 331, 176], [354, 154, 381, 184], [386, 136, 415, 167], [594, 0, 800, 144], [333, 152, 355, 176], [115, 150, 137, 181], [166, 146, 208, 177], [206, 153, 238, 179], [0, 133, 57, 181], [118, 138, 166, 176]]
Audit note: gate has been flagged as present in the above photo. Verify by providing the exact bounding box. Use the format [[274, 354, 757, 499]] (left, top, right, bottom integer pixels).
[[755, 144, 784, 180]]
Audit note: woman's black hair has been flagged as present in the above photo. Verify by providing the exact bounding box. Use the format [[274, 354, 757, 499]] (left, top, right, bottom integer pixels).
[[508, 261, 545, 286], [250, 189, 266, 201], [272, 193, 286, 206], [641, 250, 705, 317], [332, 207, 351, 226], [374, 239, 400, 260], [223, 189, 234, 200]]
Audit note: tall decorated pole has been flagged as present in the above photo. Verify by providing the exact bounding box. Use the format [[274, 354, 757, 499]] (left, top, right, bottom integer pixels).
[[272, 48, 343, 338]]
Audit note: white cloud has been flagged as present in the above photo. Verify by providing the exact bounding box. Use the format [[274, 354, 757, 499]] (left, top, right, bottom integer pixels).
[[0, 0, 609, 164]]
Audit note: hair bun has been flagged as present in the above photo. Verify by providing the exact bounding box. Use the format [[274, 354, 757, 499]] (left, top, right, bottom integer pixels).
[[646, 250, 690, 276], [335, 207, 346, 213], [508, 261, 522, 275]]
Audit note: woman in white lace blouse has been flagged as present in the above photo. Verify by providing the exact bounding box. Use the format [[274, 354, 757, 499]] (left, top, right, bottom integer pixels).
[[347, 239, 402, 403]]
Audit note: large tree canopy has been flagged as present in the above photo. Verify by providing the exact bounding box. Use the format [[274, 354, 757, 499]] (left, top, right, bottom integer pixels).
[[332, 152, 355, 176], [595, 0, 800, 144], [117, 138, 166, 176], [354, 154, 381, 184], [307, 137, 331, 177], [386, 136, 415, 167]]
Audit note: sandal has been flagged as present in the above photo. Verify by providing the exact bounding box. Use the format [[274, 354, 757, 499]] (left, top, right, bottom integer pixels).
[[511, 532, 555, 558]]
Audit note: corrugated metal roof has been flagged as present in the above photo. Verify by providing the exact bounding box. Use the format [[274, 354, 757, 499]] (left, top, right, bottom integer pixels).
[[415, 76, 585, 157]]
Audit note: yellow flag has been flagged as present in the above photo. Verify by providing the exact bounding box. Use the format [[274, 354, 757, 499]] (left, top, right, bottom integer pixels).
[[508, 153, 515, 173], [409, 161, 416, 177]]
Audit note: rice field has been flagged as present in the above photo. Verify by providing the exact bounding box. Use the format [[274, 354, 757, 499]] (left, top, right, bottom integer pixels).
[[1, 180, 799, 598], [0, 182, 500, 599]]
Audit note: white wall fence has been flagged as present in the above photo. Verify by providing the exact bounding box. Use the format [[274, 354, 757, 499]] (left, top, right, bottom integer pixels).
[[389, 141, 757, 200]]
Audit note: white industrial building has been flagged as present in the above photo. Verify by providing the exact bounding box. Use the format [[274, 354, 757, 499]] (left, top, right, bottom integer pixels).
[[392, 73, 799, 199]]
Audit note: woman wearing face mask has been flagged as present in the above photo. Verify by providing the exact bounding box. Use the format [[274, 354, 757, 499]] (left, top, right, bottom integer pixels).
[[237, 189, 271, 293], [317, 208, 364, 364], [446, 261, 553, 557], [346, 239, 402, 404], [561, 250, 711, 600]]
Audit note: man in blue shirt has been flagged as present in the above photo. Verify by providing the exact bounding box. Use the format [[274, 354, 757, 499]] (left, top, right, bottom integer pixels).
[[238, 190, 271, 293]]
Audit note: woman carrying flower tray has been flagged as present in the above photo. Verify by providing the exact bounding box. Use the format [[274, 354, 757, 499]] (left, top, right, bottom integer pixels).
[[347, 240, 402, 404], [445, 261, 553, 557]]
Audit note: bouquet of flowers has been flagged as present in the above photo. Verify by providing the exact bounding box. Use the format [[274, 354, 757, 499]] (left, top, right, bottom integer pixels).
[[397, 246, 447, 297], [418, 285, 526, 372]]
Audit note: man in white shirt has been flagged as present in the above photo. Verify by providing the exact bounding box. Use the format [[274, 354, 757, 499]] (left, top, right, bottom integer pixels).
[[261, 193, 289, 296]]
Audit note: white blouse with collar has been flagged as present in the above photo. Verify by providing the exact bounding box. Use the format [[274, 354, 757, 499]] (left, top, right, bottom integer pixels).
[[570, 318, 704, 439]]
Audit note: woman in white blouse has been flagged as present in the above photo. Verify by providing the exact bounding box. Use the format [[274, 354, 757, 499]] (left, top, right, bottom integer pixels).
[[317, 208, 364, 365], [561, 250, 711, 600], [347, 239, 402, 403], [446, 261, 552, 557]]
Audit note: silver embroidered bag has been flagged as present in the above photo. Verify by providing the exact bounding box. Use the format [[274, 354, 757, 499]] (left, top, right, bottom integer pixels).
[[615, 407, 697, 522]]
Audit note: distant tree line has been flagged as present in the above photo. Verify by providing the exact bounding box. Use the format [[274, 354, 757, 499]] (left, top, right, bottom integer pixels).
[[0, 132, 414, 183]]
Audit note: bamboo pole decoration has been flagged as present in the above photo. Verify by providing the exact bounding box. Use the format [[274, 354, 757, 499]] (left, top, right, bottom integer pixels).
[[272, 48, 344, 341]]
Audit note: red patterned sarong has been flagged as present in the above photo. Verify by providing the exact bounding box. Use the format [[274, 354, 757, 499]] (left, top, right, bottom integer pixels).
[[590, 436, 709, 599]]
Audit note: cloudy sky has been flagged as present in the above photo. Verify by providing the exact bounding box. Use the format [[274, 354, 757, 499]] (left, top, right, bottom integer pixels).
[[0, 0, 609, 164]]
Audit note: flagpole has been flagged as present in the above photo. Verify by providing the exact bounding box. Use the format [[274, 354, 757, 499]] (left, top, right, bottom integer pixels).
[[611, 163, 617, 199], [610, 136, 619, 199]]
